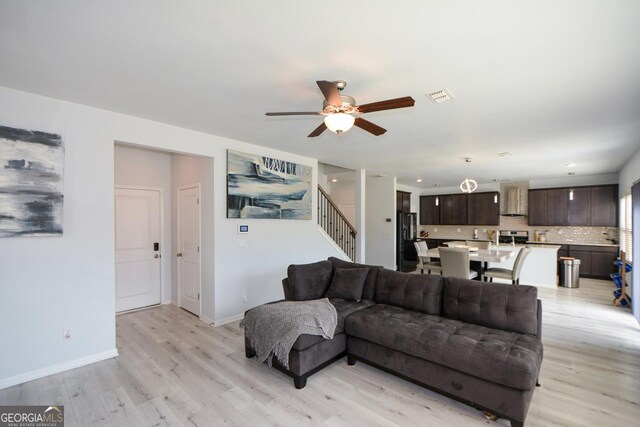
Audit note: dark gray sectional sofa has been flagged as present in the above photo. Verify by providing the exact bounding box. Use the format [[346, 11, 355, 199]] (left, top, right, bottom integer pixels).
[[244, 257, 543, 427]]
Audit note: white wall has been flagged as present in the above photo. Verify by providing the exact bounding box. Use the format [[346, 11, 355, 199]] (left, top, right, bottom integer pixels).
[[328, 180, 356, 226], [171, 154, 215, 319], [114, 144, 173, 304], [0, 85, 343, 388], [365, 176, 396, 269]]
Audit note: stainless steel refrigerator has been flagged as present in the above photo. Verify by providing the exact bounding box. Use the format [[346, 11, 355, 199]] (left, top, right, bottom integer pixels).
[[397, 212, 417, 272]]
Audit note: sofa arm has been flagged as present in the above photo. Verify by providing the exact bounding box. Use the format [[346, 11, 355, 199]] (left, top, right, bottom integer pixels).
[[282, 278, 291, 300], [536, 299, 542, 339]]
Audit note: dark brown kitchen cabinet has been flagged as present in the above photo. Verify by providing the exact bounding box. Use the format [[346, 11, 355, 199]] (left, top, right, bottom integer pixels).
[[528, 190, 548, 226], [467, 192, 500, 225], [569, 249, 592, 276], [567, 187, 591, 226], [557, 244, 618, 279], [546, 189, 569, 225], [529, 185, 618, 227], [397, 191, 411, 214], [590, 185, 618, 226], [440, 194, 468, 225], [590, 249, 618, 278], [419, 196, 440, 225]]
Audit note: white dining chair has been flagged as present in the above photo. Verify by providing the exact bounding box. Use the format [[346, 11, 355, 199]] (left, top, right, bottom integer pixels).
[[439, 247, 478, 280], [483, 247, 532, 284], [414, 241, 442, 275]]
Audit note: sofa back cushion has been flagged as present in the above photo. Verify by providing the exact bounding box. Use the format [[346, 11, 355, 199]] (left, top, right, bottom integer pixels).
[[325, 267, 369, 301], [374, 268, 445, 315], [442, 277, 539, 335], [287, 260, 333, 301], [328, 257, 381, 300]]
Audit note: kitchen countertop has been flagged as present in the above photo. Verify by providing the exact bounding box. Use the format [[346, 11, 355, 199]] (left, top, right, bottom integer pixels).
[[526, 241, 619, 247]]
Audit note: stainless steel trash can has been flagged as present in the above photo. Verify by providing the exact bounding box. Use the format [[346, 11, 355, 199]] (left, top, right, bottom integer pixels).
[[559, 258, 580, 288]]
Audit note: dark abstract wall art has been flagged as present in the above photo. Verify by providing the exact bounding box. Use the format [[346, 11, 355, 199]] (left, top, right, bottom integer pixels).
[[227, 150, 312, 219], [0, 125, 64, 237]]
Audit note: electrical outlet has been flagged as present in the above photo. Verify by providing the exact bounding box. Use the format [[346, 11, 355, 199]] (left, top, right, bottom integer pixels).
[[457, 228, 461, 232], [242, 290, 247, 303], [483, 228, 487, 232], [434, 228, 438, 232], [63, 329, 72, 340]]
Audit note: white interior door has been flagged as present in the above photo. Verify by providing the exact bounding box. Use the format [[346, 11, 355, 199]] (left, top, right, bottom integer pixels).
[[178, 185, 201, 315], [115, 188, 161, 312]]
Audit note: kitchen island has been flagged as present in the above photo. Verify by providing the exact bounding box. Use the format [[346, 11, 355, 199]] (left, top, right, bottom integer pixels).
[[487, 244, 561, 288]]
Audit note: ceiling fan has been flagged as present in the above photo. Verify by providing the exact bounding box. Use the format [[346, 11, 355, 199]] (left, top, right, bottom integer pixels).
[[265, 80, 415, 137]]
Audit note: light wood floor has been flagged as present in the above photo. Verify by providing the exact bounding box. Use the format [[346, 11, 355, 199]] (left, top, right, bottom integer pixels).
[[2, 278, 639, 426]]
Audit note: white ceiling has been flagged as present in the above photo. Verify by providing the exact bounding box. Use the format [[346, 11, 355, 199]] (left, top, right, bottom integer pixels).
[[1, 1, 639, 188]]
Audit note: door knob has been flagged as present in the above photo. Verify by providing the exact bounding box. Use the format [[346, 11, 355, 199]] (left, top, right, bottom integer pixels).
[[177, 253, 183, 257], [154, 254, 160, 259]]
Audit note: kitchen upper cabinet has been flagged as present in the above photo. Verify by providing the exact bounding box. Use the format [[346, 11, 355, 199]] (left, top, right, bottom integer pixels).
[[546, 189, 569, 225], [397, 191, 411, 214], [568, 187, 591, 226], [467, 192, 500, 225], [528, 190, 548, 226], [440, 194, 467, 225], [419, 196, 440, 225], [590, 185, 618, 227], [529, 185, 618, 227]]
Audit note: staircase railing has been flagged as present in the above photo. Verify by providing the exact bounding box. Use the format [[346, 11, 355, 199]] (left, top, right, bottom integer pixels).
[[318, 185, 357, 260]]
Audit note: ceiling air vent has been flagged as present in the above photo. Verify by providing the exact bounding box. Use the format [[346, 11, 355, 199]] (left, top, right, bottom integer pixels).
[[427, 89, 454, 104]]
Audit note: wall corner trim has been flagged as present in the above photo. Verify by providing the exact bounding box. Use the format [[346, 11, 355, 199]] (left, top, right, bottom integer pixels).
[[0, 348, 119, 390]]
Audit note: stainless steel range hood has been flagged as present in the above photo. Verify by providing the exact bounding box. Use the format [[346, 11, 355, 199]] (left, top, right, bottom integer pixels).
[[501, 187, 527, 216]]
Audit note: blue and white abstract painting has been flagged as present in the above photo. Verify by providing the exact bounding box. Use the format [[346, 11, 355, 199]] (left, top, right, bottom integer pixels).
[[0, 125, 64, 237], [227, 150, 311, 219]]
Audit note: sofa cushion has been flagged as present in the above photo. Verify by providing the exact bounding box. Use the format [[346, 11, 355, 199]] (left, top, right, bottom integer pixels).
[[345, 304, 543, 391], [292, 298, 375, 351], [287, 260, 333, 301], [325, 267, 369, 301], [443, 277, 539, 335], [374, 268, 445, 315], [328, 257, 381, 300]]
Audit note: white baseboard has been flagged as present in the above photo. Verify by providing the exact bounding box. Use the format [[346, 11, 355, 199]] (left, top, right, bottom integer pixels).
[[199, 314, 215, 325], [0, 348, 119, 390], [162, 299, 172, 305], [213, 313, 244, 326]]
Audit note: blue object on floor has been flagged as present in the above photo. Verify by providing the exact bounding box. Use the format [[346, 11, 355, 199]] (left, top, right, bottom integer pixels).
[[610, 273, 623, 288], [613, 289, 631, 306], [613, 258, 632, 272]]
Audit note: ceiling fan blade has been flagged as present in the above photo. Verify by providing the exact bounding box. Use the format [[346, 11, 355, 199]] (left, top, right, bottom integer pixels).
[[308, 122, 327, 137], [316, 80, 342, 106], [265, 112, 321, 116], [357, 96, 415, 114], [354, 117, 387, 136]]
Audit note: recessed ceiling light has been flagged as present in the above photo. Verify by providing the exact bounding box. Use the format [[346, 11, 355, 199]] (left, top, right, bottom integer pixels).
[[498, 152, 512, 157], [416, 178, 423, 183], [426, 89, 454, 104], [331, 178, 338, 182], [565, 163, 576, 167]]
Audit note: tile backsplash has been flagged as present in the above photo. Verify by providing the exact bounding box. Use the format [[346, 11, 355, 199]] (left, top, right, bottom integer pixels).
[[418, 215, 618, 245]]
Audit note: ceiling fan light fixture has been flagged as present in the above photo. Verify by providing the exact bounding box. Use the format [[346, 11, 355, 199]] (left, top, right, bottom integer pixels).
[[324, 113, 355, 135]]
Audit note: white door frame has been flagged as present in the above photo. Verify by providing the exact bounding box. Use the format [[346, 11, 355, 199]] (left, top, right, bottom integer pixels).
[[177, 183, 202, 317], [114, 185, 165, 312]]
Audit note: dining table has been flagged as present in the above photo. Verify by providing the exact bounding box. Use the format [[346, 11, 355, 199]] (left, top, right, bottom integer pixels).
[[417, 247, 517, 279]]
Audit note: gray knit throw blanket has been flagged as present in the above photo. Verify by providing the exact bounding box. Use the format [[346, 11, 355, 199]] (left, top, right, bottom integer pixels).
[[240, 298, 337, 369]]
